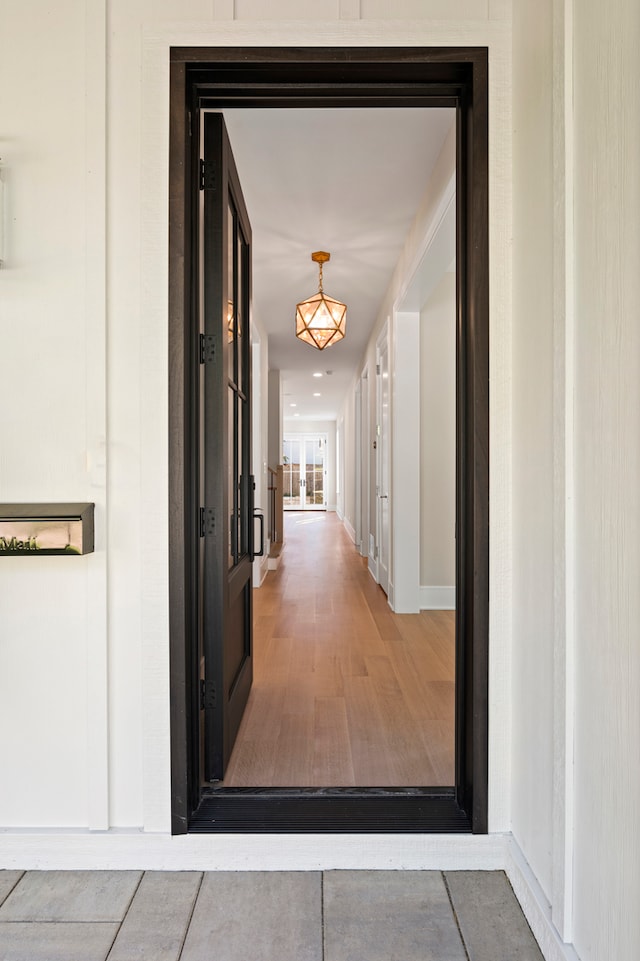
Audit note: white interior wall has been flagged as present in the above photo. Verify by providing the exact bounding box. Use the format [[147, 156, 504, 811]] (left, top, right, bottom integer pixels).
[[267, 369, 283, 472], [419, 272, 456, 596], [340, 388, 356, 529], [252, 318, 270, 583], [342, 119, 457, 540], [339, 125, 459, 614]]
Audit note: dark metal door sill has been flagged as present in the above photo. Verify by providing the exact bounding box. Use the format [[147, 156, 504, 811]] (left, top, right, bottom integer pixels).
[[189, 787, 472, 833]]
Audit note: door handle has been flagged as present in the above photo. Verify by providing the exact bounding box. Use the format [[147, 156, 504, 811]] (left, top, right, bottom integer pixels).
[[252, 509, 265, 558]]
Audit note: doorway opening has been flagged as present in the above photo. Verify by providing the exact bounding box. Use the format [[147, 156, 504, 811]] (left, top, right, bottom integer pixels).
[[169, 48, 489, 834], [283, 434, 328, 511]]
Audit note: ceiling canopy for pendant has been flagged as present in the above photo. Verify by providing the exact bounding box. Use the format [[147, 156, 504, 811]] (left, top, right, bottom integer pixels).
[[295, 251, 347, 351]]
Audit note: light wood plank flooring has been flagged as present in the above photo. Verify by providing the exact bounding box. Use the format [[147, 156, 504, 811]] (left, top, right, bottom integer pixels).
[[222, 511, 455, 787]]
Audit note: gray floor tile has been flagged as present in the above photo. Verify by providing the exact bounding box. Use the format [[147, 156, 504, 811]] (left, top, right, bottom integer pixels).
[[0, 871, 142, 922], [0, 874, 24, 908], [323, 870, 467, 961], [0, 921, 119, 961], [181, 871, 322, 961], [444, 871, 544, 961], [107, 871, 202, 961]]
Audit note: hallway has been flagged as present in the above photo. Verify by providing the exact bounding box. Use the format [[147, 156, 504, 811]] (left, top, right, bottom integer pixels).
[[223, 512, 455, 787]]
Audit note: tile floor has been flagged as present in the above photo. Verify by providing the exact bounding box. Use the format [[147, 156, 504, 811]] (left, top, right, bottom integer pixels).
[[0, 869, 544, 961]]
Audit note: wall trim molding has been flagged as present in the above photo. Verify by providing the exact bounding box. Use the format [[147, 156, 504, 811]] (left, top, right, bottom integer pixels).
[[252, 552, 269, 588], [420, 586, 456, 610], [343, 517, 356, 544], [506, 837, 581, 961]]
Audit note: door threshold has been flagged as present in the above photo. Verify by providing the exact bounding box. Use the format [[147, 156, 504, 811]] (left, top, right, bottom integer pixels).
[[189, 787, 471, 833]]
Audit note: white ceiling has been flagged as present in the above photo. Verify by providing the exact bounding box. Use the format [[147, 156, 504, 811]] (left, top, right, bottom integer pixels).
[[221, 107, 455, 422]]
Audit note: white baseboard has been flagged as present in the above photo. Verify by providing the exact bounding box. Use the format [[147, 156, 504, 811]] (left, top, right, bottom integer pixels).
[[506, 837, 581, 961], [343, 517, 356, 544], [420, 585, 455, 610], [388, 579, 395, 609], [368, 533, 378, 581], [0, 829, 506, 872], [252, 551, 269, 587]]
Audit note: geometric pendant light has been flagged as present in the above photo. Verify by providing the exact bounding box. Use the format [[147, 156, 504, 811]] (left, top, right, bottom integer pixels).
[[295, 251, 347, 350]]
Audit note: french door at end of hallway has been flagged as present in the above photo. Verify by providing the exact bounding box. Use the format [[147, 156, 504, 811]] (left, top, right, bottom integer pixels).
[[283, 434, 328, 510], [199, 112, 255, 782]]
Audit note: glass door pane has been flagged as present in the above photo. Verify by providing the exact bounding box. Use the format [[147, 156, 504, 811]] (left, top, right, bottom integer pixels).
[[283, 433, 327, 510], [283, 437, 302, 508], [304, 437, 325, 507]]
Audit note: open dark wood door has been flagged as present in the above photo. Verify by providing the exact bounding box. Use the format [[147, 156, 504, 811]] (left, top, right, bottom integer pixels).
[[200, 112, 254, 781]]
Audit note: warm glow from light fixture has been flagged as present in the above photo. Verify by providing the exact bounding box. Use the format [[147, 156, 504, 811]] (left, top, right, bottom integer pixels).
[[296, 251, 347, 351], [227, 301, 234, 343]]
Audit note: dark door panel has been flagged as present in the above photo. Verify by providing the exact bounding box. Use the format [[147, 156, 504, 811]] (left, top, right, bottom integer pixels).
[[200, 112, 253, 782]]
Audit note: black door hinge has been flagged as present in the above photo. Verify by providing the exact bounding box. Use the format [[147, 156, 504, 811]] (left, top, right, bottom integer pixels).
[[200, 333, 215, 364], [200, 507, 215, 537], [200, 159, 216, 190], [200, 679, 217, 710]]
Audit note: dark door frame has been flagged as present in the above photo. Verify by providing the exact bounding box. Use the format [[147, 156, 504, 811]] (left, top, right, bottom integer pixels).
[[168, 47, 489, 835]]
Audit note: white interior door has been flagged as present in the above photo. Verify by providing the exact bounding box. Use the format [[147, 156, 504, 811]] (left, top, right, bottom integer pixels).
[[282, 437, 302, 508], [376, 335, 391, 594], [283, 434, 327, 511]]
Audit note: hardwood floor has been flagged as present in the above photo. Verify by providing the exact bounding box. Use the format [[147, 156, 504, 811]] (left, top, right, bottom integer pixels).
[[222, 511, 455, 787]]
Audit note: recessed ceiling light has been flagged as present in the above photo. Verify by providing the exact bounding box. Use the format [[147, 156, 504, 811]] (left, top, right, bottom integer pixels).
[[294, 412, 300, 417], [290, 403, 297, 407], [313, 392, 321, 397], [313, 372, 323, 378]]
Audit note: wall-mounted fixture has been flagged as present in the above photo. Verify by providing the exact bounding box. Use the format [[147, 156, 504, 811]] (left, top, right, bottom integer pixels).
[[295, 251, 347, 350], [0, 504, 95, 555]]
